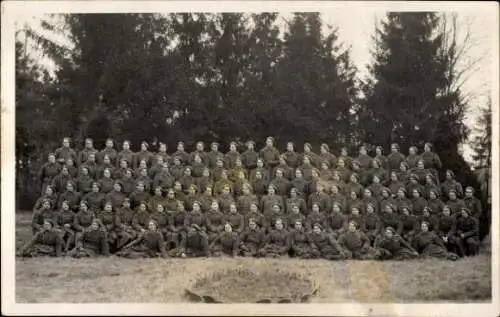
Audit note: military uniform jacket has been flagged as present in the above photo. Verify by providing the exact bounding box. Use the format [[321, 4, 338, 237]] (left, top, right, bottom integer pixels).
[[456, 216, 479, 239], [212, 231, 240, 254], [436, 215, 457, 237], [240, 228, 266, 246], [105, 190, 126, 209], [288, 229, 309, 248], [241, 150, 259, 169], [325, 212, 347, 231], [224, 213, 245, 233], [73, 209, 95, 231], [338, 231, 370, 252], [132, 210, 151, 231], [184, 211, 206, 231]]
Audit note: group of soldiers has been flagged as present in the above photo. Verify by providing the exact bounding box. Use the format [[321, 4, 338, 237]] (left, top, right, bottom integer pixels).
[[19, 136, 483, 261]]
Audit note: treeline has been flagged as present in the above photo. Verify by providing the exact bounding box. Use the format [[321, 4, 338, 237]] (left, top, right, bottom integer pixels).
[[16, 12, 486, 211]]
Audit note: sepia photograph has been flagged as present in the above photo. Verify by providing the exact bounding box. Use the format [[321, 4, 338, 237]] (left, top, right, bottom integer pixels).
[[1, 1, 499, 316]]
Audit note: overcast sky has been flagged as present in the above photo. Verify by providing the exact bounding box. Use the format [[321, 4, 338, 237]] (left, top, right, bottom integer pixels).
[[14, 4, 496, 164]]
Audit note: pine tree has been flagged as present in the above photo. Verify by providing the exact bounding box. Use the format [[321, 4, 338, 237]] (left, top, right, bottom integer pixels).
[[471, 97, 492, 168]]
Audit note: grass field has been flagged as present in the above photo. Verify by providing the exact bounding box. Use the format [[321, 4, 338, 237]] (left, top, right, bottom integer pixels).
[[15, 212, 492, 303]]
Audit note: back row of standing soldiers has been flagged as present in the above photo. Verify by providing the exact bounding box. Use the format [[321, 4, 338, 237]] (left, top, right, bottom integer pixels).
[[22, 136, 482, 260]]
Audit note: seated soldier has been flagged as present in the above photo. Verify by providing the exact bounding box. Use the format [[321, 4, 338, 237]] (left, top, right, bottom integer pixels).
[[196, 169, 213, 196], [286, 187, 307, 215], [260, 184, 284, 221], [153, 163, 175, 190], [229, 157, 248, 183], [206, 200, 225, 243], [179, 167, 196, 194], [252, 170, 269, 199], [308, 223, 347, 260], [237, 184, 259, 215], [362, 188, 379, 214], [259, 218, 289, 258], [76, 166, 94, 195], [147, 186, 167, 213], [54, 200, 76, 252], [105, 181, 126, 210], [397, 206, 418, 244], [98, 168, 114, 194], [286, 203, 306, 232], [307, 182, 331, 215], [68, 218, 110, 258], [245, 202, 265, 230], [210, 222, 240, 257], [456, 207, 480, 257], [73, 201, 96, 244], [239, 218, 266, 257], [115, 198, 137, 250], [436, 205, 459, 256], [224, 203, 245, 234], [117, 219, 167, 259], [273, 155, 293, 181], [441, 170, 464, 200], [31, 198, 55, 235], [97, 155, 115, 179], [130, 182, 150, 210], [374, 227, 418, 260], [184, 201, 207, 232], [120, 169, 135, 196], [288, 220, 313, 259], [363, 203, 381, 245], [447, 189, 466, 216], [97, 201, 117, 250], [174, 224, 210, 258], [132, 202, 152, 239], [57, 181, 81, 211], [291, 169, 309, 199], [325, 202, 347, 239], [233, 170, 251, 198], [389, 171, 406, 197], [463, 186, 483, 219], [83, 182, 105, 213], [337, 220, 379, 260], [170, 201, 189, 247], [33, 185, 58, 212], [18, 219, 63, 257], [306, 202, 327, 232], [412, 221, 458, 260]]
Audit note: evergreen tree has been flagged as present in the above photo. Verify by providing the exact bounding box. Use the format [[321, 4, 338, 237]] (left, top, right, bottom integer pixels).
[[471, 97, 492, 168]]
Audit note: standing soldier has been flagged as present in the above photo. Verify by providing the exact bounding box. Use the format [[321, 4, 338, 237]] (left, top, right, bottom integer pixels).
[[179, 168, 196, 195], [77, 138, 98, 167], [298, 156, 314, 182], [190, 141, 206, 165], [300, 143, 321, 169], [98, 155, 115, 179], [405, 146, 420, 170], [207, 142, 224, 170], [117, 140, 134, 167], [334, 158, 351, 184], [99, 138, 118, 165], [259, 136, 280, 176], [149, 155, 165, 180], [65, 158, 79, 179], [387, 143, 406, 172], [224, 142, 240, 170], [241, 140, 259, 170], [155, 142, 170, 166], [81, 153, 99, 180], [283, 141, 300, 169], [171, 141, 190, 166], [252, 170, 268, 199], [134, 141, 153, 170], [55, 137, 78, 165], [441, 170, 464, 199], [374, 146, 389, 171], [420, 143, 442, 182], [211, 158, 226, 183], [319, 143, 338, 169], [39, 153, 61, 193], [210, 223, 240, 257], [170, 157, 184, 181]]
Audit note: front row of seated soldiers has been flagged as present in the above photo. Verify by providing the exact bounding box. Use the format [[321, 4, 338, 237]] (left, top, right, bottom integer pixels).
[[20, 188, 479, 260]]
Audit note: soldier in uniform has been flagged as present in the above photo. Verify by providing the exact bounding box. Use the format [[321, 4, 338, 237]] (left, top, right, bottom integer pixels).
[[237, 184, 259, 215], [363, 203, 381, 245], [286, 203, 306, 231], [54, 200, 76, 252], [224, 142, 240, 170], [397, 206, 418, 244], [309, 223, 348, 260], [190, 141, 206, 165], [210, 222, 240, 257], [229, 158, 248, 185], [18, 219, 63, 257], [446, 189, 466, 216], [306, 202, 327, 232], [153, 163, 175, 190], [51, 165, 73, 194], [456, 207, 480, 256], [436, 205, 459, 255], [68, 218, 110, 258], [54, 137, 78, 165], [75, 166, 94, 195], [259, 136, 280, 176], [179, 167, 196, 195], [171, 141, 190, 166], [387, 143, 406, 172], [441, 170, 464, 199], [39, 153, 61, 193], [117, 140, 134, 167], [259, 218, 289, 258], [99, 138, 118, 166], [424, 173, 441, 200], [288, 220, 313, 258], [117, 219, 166, 258], [270, 168, 291, 197], [245, 202, 265, 229], [362, 188, 379, 214], [155, 142, 170, 166], [33, 185, 58, 212], [207, 142, 224, 170], [31, 198, 56, 235], [420, 143, 442, 182], [240, 218, 266, 257], [205, 200, 225, 243], [374, 146, 389, 171], [325, 202, 347, 239], [389, 171, 406, 197], [191, 154, 206, 179], [97, 201, 118, 249], [98, 168, 114, 194], [405, 146, 420, 170], [77, 138, 98, 167], [176, 224, 210, 258], [115, 198, 137, 250], [334, 158, 351, 184], [463, 186, 482, 219], [319, 143, 338, 169], [283, 142, 300, 169], [224, 203, 245, 234], [412, 221, 458, 260], [337, 220, 379, 260], [410, 188, 428, 217], [147, 186, 167, 213], [130, 182, 150, 209], [357, 145, 372, 170], [286, 187, 307, 215], [57, 181, 81, 211], [184, 201, 207, 232], [374, 227, 418, 260]]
